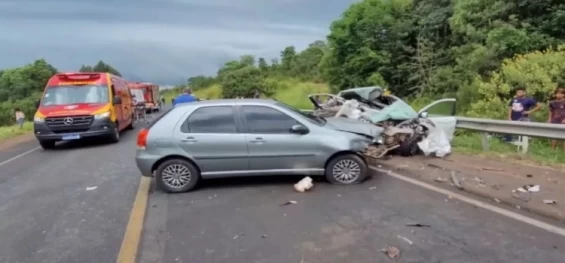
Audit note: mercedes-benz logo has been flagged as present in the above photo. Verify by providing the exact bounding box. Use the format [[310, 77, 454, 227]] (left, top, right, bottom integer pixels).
[[63, 117, 74, 125]]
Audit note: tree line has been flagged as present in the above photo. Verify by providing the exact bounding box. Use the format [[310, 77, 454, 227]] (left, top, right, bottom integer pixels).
[[0, 60, 122, 126], [185, 0, 565, 120]]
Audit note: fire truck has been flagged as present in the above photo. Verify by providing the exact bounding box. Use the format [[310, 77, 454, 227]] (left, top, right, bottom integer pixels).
[[127, 82, 161, 112]]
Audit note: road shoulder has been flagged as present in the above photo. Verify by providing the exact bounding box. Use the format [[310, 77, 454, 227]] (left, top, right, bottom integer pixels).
[[378, 153, 565, 223], [0, 133, 34, 151]]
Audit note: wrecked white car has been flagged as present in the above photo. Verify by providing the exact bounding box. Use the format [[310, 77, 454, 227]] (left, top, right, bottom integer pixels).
[[308, 87, 457, 158]]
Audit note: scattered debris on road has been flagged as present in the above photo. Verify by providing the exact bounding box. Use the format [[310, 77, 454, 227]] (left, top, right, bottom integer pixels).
[[232, 233, 244, 240], [86, 186, 97, 191], [294, 177, 314, 193], [511, 192, 531, 202], [382, 246, 400, 259], [543, 200, 557, 205], [261, 234, 268, 238], [494, 198, 501, 203], [406, 223, 431, 228], [369, 186, 377, 190], [527, 174, 533, 178], [450, 171, 464, 190], [482, 167, 504, 172], [434, 177, 447, 183], [397, 235, 413, 245], [280, 200, 298, 206]]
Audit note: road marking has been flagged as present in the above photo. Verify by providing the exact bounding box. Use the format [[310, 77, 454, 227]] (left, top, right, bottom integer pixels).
[[370, 166, 565, 238], [0, 146, 41, 167], [117, 176, 152, 263]]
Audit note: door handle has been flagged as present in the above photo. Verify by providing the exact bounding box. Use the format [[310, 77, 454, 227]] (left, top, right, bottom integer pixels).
[[250, 137, 265, 143], [181, 136, 198, 143]]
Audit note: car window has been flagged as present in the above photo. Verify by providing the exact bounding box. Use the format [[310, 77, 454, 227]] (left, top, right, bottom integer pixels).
[[185, 106, 237, 133], [242, 106, 299, 134]]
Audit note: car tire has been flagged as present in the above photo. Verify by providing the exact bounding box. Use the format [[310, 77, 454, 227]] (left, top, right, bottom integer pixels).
[[397, 134, 422, 157], [155, 159, 200, 193], [39, 140, 56, 150], [325, 154, 368, 185], [108, 123, 120, 143]]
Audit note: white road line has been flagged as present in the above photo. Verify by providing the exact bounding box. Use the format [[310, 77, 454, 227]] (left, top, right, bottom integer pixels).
[[370, 166, 565, 238], [0, 146, 41, 167]]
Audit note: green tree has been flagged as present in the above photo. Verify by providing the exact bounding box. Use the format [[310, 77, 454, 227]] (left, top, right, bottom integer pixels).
[[220, 66, 271, 98]]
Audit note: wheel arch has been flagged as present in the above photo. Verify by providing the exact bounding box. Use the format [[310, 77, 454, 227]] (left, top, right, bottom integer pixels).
[[151, 155, 202, 176]]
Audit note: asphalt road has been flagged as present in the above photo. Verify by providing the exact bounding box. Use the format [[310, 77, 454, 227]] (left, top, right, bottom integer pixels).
[[1, 109, 565, 263]]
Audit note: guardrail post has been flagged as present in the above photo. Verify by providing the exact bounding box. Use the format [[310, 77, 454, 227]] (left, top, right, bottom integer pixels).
[[480, 132, 489, 151]]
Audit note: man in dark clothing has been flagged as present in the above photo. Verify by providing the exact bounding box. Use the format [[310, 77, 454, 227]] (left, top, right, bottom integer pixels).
[[505, 87, 541, 142], [549, 87, 565, 150]]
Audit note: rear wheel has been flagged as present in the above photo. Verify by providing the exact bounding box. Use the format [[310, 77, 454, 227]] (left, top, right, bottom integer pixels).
[[155, 159, 201, 193], [125, 114, 135, 130], [39, 140, 56, 150], [397, 134, 422, 157], [325, 154, 368, 185]]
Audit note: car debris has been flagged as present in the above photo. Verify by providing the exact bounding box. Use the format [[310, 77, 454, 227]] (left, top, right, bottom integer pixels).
[[280, 200, 298, 206], [294, 177, 314, 193], [381, 246, 400, 259], [406, 223, 431, 228], [86, 186, 97, 191], [450, 171, 464, 190], [397, 235, 413, 245], [308, 86, 456, 160], [543, 200, 557, 205]]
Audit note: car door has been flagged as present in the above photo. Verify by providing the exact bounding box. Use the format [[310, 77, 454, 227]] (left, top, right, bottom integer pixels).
[[239, 105, 318, 173], [418, 98, 457, 141], [174, 106, 249, 175], [110, 84, 124, 126]]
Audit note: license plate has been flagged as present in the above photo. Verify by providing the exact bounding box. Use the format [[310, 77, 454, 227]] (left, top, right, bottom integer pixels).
[[62, 134, 80, 140]]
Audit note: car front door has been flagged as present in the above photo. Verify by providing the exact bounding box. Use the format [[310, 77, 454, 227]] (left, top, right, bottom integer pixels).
[[239, 105, 318, 173], [174, 106, 249, 176], [418, 98, 457, 141]]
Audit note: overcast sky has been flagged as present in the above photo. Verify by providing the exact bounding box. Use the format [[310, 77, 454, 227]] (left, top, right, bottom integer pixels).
[[0, 0, 356, 85]]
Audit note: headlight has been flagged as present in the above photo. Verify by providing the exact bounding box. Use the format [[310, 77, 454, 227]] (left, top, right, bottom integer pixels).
[[34, 116, 45, 122], [94, 111, 111, 119]]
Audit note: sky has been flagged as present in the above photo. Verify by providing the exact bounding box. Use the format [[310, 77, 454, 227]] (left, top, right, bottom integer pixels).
[[0, 0, 357, 86]]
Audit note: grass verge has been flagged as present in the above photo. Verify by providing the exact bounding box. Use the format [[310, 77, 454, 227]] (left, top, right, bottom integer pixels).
[[0, 122, 33, 141]]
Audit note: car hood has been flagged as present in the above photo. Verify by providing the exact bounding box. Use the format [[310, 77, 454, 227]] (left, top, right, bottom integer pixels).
[[325, 117, 383, 138]]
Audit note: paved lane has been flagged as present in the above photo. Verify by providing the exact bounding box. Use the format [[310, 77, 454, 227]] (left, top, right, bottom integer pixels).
[[0, 114, 160, 263], [140, 173, 565, 263]]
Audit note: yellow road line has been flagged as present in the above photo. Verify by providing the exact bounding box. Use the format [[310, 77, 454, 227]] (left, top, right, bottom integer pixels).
[[117, 176, 152, 263]]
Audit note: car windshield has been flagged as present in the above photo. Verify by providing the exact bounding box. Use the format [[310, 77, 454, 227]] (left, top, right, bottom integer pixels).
[[41, 85, 109, 106], [275, 102, 326, 126]]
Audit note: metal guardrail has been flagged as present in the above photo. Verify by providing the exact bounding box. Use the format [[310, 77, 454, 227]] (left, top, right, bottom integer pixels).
[[300, 109, 565, 153]]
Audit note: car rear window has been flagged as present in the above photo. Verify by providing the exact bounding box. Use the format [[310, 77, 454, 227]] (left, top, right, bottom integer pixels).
[[146, 107, 174, 129]]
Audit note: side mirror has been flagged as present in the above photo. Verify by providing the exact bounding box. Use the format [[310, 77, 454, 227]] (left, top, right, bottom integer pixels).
[[113, 96, 122, 105], [419, 111, 429, 118], [290, 124, 309, 135]]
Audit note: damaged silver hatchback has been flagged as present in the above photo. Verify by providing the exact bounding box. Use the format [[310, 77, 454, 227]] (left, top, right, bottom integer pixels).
[[308, 86, 457, 159], [135, 99, 381, 193]]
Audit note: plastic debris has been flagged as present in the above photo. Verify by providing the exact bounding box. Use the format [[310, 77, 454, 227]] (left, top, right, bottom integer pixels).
[[434, 177, 447, 183], [280, 200, 298, 206], [232, 233, 244, 240], [543, 200, 557, 205], [494, 198, 501, 203], [294, 177, 314, 193], [382, 246, 400, 259], [517, 184, 540, 193], [86, 186, 97, 191], [397, 235, 413, 245], [369, 186, 377, 190]]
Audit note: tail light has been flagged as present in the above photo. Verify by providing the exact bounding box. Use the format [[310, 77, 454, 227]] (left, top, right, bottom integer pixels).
[[137, 128, 149, 149]]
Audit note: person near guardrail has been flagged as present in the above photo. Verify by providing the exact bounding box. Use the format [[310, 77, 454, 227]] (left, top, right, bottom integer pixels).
[[14, 108, 25, 129], [173, 88, 197, 107], [505, 87, 541, 142], [549, 87, 565, 150]]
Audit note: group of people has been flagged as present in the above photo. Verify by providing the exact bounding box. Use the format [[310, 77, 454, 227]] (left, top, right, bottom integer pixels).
[[507, 87, 565, 150]]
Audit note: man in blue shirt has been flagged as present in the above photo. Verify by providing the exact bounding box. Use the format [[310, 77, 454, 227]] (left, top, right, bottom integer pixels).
[[505, 87, 541, 142], [173, 88, 197, 106]]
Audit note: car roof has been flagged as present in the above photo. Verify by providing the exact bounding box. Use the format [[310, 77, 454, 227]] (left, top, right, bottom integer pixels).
[[175, 98, 278, 108]]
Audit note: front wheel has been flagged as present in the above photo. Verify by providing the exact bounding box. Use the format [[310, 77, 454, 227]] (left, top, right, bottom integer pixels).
[[325, 154, 368, 185], [397, 134, 422, 157], [155, 159, 201, 193], [108, 123, 120, 143], [39, 140, 56, 150]]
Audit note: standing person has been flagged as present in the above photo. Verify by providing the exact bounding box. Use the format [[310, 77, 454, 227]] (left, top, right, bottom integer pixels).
[[548, 87, 565, 150], [14, 108, 25, 129], [172, 88, 197, 107], [161, 97, 166, 106], [506, 87, 541, 142]]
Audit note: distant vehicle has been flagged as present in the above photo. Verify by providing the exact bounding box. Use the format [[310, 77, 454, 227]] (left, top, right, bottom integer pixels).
[[33, 72, 135, 149], [135, 99, 380, 193], [127, 82, 161, 112]]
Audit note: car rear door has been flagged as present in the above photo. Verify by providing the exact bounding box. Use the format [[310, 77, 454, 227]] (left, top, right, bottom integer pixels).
[[418, 98, 457, 141], [174, 105, 249, 175], [239, 105, 319, 173]]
